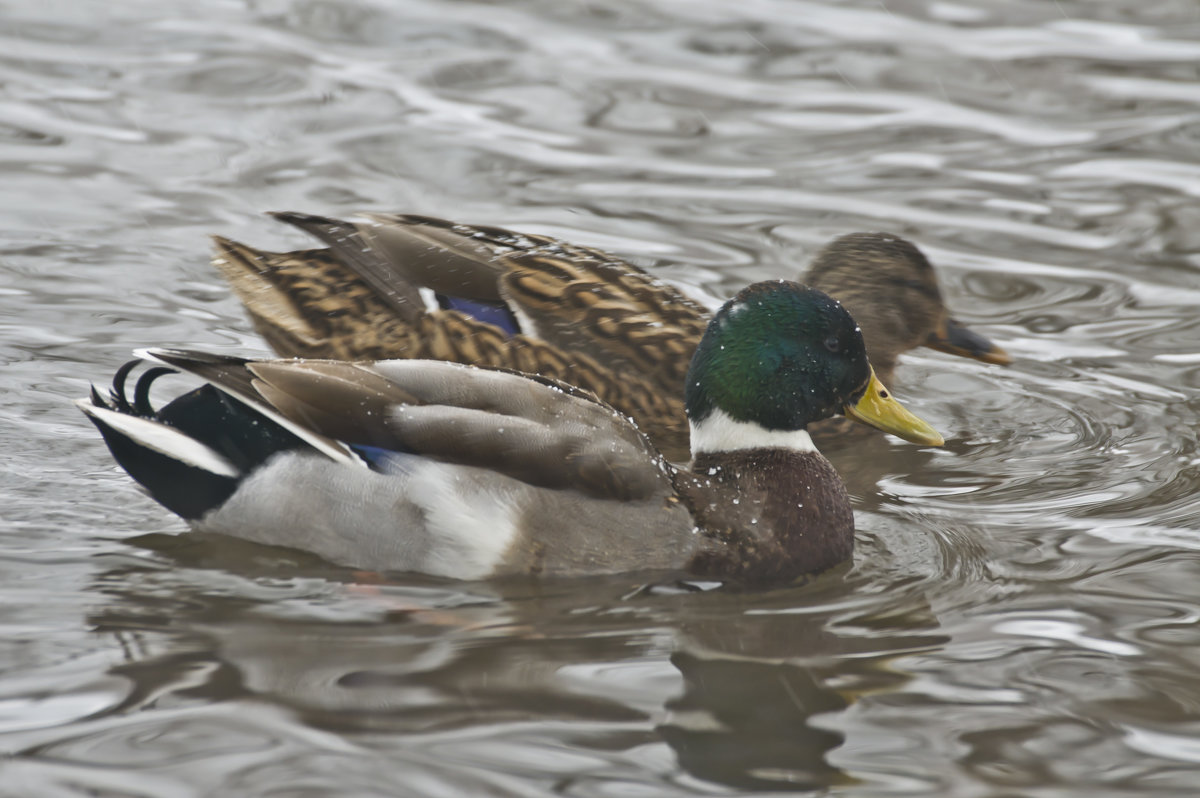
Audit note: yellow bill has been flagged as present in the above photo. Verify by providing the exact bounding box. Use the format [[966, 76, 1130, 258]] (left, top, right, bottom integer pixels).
[[843, 369, 944, 446]]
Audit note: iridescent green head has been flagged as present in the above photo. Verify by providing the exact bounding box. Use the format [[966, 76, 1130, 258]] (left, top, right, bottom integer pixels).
[[684, 281, 942, 452]]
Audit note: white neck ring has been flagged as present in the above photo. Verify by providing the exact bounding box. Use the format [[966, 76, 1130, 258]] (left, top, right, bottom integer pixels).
[[689, 409, 819, 456]]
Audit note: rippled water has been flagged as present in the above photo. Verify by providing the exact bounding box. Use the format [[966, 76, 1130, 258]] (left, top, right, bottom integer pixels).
[[6, 0, 1200, 794]]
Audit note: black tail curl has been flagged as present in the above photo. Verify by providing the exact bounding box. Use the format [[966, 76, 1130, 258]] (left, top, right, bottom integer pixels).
[[90, 359, 179, 417], [82, 358, 307, 520]]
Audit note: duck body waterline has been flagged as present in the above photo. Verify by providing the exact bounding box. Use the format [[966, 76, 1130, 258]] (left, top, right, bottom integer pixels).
[[213, 212, 1006, 461], [78, 282, 942, 584]]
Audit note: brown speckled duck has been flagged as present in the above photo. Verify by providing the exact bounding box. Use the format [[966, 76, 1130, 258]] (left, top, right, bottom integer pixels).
[[212, 213, 1007, 462], [77, 282, 943, 583]]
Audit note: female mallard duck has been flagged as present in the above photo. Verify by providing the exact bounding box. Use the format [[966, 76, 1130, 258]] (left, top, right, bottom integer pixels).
[[212, 213, 1004, 462], [78, 282, 942, 583]]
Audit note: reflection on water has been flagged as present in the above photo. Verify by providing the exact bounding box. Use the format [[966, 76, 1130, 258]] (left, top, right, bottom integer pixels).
[[6, 0, 1200, 794], [75, 542, 949, 794]]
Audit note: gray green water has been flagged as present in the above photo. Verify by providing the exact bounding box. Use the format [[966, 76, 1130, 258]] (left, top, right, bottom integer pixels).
[[5, 0, 1200, 794]]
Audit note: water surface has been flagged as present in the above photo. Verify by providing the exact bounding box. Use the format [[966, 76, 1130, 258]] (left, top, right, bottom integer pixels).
[[4, 0, 1200, 794]]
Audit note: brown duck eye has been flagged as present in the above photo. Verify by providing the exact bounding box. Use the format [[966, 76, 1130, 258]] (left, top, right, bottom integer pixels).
[[824, 335, 840, 353]]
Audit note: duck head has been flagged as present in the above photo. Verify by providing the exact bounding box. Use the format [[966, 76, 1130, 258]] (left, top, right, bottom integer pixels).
[[805, 233, 1010, 379], [685, 280, 943, 454]]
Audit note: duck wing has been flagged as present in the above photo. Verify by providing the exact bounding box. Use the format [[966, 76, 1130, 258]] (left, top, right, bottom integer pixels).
[[150, 350, 674, 503], [273, 211, 710, 397], [212, 214, 698, 460]]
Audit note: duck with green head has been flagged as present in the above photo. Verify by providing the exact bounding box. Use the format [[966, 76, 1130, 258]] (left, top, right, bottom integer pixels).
[[78, 281, 941, 584], [212, 213, 1005, 462]]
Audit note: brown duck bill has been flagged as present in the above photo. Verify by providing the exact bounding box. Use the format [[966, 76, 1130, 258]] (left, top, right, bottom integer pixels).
[[927, 317, 1012, 366], [843, 369, 945, 446]]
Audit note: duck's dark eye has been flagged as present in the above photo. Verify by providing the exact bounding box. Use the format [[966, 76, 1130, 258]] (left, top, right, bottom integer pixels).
[[824, 335, 841, 353]]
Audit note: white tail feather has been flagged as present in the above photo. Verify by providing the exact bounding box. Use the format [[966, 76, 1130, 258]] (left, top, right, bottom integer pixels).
[[76, 399, 240, 478]]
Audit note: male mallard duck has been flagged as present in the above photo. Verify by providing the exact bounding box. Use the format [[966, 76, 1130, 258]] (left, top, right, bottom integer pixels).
[[77, 282, 942, 583], [212, 213, 1004, 462]]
